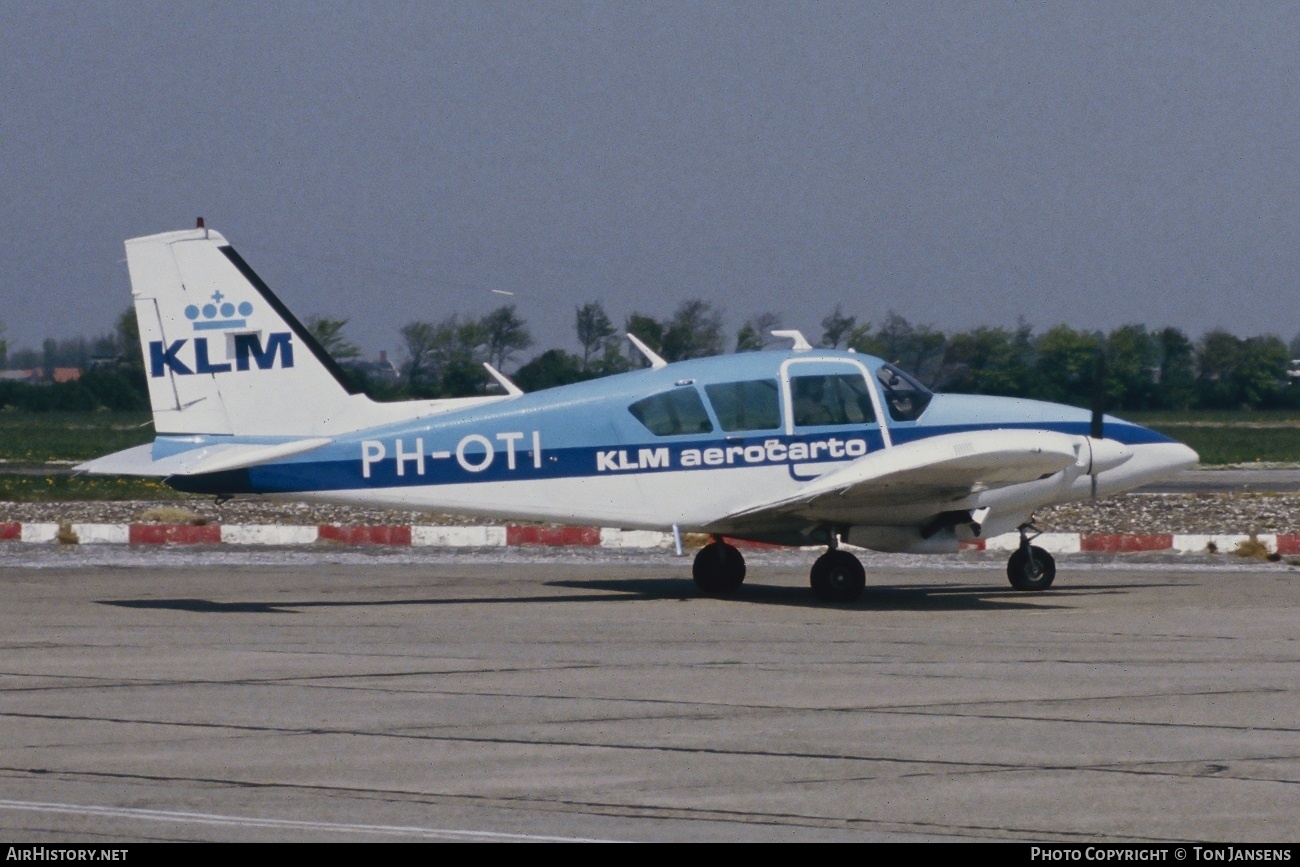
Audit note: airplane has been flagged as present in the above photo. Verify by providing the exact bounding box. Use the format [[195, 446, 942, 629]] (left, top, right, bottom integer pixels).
[[80, 223, 1199, 602]]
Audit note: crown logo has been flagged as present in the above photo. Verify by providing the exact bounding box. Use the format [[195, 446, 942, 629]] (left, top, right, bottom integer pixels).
[[185, 291, 254, 331]]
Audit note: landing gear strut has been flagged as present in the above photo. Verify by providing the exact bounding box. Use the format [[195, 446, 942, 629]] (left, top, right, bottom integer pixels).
[[693, 537, 746, 595], [809, 535, 866, 603], [1007, 522, 1056, 591]]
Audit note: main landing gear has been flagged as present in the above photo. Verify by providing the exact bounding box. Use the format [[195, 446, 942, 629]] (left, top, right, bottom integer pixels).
[[809, 536, 866, 603], [693, 537, 746, 595], [1007, 522, 1056, 591], [692, 535, 867, 603], [693, 524, 1055, 602]]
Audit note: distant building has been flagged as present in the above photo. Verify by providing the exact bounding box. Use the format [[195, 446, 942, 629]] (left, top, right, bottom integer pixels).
[[341, 350, 400, 384], [0, 367, 83, 384]]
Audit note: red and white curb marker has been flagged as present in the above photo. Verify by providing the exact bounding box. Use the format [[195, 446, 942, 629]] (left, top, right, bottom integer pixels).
[[2, 521, 1297, 555], [963, 531, 1300, 555]]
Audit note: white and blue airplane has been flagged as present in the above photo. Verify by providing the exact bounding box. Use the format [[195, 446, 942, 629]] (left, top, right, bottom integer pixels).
[[81, 224, 1198, 602]]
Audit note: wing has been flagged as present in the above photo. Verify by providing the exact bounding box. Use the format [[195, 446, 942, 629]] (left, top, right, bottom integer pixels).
[[719, 429, 1082, 526]]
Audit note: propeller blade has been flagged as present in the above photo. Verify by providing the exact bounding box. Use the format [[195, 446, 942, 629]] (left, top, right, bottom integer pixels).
[[1090, 347, 1107, 439], [1089, 345, 1107, 500]]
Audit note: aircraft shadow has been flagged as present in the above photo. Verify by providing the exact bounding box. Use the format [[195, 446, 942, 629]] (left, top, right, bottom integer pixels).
[[550, 577, 1103, 611], [97, 577, 1171, 615], [97, 588, 667, 614]]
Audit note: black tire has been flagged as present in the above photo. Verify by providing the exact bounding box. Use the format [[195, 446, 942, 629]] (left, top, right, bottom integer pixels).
[[1007, 545, 1056, 591], [693, 542, 746, 595], [810, 549, 866, 603]]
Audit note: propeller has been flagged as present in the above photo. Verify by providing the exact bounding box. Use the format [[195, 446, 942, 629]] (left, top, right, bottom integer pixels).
[[1089, 346, 1108, 500], [1090, 345, 1107, 440]]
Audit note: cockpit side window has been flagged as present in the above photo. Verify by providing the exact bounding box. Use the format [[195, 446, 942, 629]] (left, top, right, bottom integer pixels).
[[704, 379, 780, 432], [629, 387, 714, 436], [791, 373, 872, 427], [876, 363, 933, 422]]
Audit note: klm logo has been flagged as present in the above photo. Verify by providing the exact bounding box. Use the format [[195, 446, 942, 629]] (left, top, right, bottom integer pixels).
[[186, 290, 254, 332], [149, 332, 294, 377]]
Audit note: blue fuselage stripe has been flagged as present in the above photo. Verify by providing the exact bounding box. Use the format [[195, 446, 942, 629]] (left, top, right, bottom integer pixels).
[[170, 419, 1172, 495]]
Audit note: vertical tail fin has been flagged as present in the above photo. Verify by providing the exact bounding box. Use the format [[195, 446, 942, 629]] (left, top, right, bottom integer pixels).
[[128, 227, 367, 436]]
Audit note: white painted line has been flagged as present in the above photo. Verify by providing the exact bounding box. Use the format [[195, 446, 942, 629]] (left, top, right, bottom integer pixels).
[[19, 523, 61, 543], [983, 532, 1021, 552], [71, 523, 131, 544], [222, 524, 319, 545], [1172, 533, 1273, 554], [0, 798, 621, 842], [983, 532, 1082, 553], [600, 528, 674, 549], [1030, 532, 1083, 554], [411, 525, 507, 547]]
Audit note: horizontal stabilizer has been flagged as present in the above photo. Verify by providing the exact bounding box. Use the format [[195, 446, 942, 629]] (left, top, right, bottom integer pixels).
[[76, 437, 332, 477]]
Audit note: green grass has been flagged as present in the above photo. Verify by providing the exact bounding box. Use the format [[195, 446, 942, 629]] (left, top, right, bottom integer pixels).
[[1124, 409, 1300, 425], [0, 473, 186, 503], [1121, 410, 1300, 464], [1135, 425, 1300, 465], [0, 411, 175, 503], [0, 411, 153, 465]]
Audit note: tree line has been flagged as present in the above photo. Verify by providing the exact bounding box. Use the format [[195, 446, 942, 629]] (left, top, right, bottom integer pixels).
[[2, 302, 1297, 413], [342, 300, 1298, 413]]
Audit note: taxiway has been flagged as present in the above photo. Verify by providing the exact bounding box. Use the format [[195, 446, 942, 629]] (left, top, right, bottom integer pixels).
[[0, 551, 1295, 842]]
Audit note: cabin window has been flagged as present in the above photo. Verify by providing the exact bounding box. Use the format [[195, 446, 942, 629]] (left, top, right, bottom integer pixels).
[[629, 387, 714, 436], [704, 379, 781, 432], [791, 373, 873, 427], [876, 363, 933, 422]]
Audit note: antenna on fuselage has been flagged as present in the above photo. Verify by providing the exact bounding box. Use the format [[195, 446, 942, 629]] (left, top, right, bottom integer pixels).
[[771, 330, 812, 351], [627, 333, 667, 369], [483, 363, 524, 396]]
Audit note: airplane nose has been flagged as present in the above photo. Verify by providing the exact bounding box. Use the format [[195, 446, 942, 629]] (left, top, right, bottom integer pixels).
[[1137, 441, 1200, 481], [1091, 438, 1198, 498], [1167, 442, 1200, 471]]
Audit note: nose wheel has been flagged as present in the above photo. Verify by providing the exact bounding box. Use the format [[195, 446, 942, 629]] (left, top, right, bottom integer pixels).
[[693, 538, 746, 595], [810, 548, 866, 603], [1007, 523, 1056, 591]]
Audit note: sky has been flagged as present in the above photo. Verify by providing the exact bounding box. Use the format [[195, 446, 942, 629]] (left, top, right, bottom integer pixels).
[[3, 1, 1299, 366]]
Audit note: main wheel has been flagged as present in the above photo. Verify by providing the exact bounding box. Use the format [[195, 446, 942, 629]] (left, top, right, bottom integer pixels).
[[693, 541, 746, 595], [1007, 545, 1056, 591], [810, 549, 866, 603]]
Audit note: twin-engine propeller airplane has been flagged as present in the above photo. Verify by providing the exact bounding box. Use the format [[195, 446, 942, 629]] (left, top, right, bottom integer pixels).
[[81, 224, 1199, 602]]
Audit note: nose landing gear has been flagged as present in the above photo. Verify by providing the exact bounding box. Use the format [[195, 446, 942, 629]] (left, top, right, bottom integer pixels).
[[1007, 522, 1056, 591]]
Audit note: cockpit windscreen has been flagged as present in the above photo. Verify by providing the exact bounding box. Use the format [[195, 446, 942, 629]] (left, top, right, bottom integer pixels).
[[876, 364, 932, 422]]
